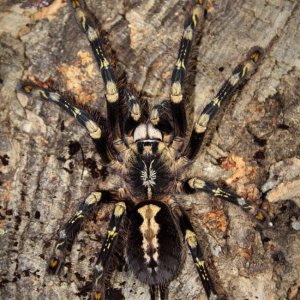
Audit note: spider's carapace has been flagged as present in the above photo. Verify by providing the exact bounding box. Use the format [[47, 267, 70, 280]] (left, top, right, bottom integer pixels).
[[124, 123, 176, 201]]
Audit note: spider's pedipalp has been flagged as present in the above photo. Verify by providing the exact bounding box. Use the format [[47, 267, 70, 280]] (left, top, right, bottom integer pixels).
[[18, 82, 115, 163], [182, 177, 272, 227], [121, 88, 143, 137], [48, 190, 117, 275], [182, 47, 265, 160], [150, 101, 173, 135]]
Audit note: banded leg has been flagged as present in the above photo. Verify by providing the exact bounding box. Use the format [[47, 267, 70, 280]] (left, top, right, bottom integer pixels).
[[70, 0, 121, 141], [172, 204, 218, 300], [93, 201, 127, 300], [170, 0, 205, 137], [18, 82, 115, 164], [183, 177, 273, 226], [182, 47, 265, 160], [48, 191, 117, 274]]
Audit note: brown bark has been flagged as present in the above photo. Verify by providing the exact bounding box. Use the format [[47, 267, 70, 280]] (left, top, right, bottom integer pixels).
[[0, 0, 300, 299]]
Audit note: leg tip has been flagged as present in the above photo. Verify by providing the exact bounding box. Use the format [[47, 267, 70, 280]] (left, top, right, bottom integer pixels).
[[255, 209, 273, 228], [70, 0, 81, 9], [94, 292, 102, 300], [17, 81, 36, 95], [47, 257, 64, 275], [247, 46, 265, 65]]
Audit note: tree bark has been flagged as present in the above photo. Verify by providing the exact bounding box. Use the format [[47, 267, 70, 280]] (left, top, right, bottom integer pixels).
[[0, 0, 299, 299]]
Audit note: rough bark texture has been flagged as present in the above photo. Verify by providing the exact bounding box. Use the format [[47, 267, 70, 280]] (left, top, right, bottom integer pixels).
[[1, 0, 300, 299]]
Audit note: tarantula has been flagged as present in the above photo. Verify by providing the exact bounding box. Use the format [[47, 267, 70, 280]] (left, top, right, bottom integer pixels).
[[19, 0, 273, 299]]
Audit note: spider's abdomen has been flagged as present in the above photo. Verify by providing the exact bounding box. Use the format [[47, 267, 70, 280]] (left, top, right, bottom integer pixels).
[[126, 201, 183, 286]]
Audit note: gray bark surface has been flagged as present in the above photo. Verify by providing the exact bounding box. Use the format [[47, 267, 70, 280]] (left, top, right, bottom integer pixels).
[[0, 0, 300, 299]]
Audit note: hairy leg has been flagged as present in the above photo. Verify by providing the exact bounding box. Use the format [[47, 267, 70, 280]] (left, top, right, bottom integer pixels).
[[18, 82, 115, 163], [182, 47, 265, 160], [171, 202, 218, 300], [93, 201, 127, 300], [182, 177, 272, 227], [70, 0, 122, 143], [170, 0, 206, 138], [48, 190, 117, 274]]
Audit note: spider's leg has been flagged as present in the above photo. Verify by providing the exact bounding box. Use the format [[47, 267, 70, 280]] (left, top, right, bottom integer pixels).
[[18, 82, 115, 164], [182, 47, 265, 160], [150, 100, 173, 135], [182, 177, 273, 227], [70, 0, 121, 143], [170, 0, 205, 137], [93, 201, 127, 300], [48, 190, 117, 274], [172, 204, 218, 300]]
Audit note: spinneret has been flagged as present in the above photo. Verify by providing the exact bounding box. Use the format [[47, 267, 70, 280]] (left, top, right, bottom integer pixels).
[[18, 0, 272, 299]]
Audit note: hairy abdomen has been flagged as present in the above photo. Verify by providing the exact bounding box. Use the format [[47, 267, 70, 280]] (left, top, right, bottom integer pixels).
[[127, 201, 183, 285]]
